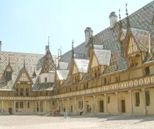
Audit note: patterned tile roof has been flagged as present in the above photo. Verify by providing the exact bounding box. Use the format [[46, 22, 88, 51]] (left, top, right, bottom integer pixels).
[[60, 1, 154, 74]]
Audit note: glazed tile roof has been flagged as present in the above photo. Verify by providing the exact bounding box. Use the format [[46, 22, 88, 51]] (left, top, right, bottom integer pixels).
[[60, 1, 154, 74]]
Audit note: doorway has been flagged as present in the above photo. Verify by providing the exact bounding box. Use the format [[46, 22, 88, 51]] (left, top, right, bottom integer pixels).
[[121, 100, 125, 113], [99, 100, 104, 112], [8, 108, 12, 115]]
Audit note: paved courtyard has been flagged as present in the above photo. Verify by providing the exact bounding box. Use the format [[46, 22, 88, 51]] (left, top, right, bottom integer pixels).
[[0, 115, 154, 129]]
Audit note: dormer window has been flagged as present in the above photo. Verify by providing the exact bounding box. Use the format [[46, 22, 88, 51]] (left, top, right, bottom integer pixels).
[[44, 77, 47, 83], [145, 67, 150, 76]]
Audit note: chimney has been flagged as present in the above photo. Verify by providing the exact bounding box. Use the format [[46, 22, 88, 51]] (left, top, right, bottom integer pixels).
[[84, 27, 93, 45], [109, 12, 117, 28]]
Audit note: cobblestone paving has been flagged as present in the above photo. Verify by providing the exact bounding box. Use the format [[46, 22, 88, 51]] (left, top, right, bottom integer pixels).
[[0, 115, 154, 129]]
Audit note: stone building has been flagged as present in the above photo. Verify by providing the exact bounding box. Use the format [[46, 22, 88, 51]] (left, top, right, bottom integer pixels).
[[1, 1, 154, 115], [0, 45, 56, 114], [53, 1, 154, 115]]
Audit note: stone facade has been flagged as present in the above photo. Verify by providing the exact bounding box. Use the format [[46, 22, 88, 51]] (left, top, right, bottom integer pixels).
[[1, 1, 154, 116]]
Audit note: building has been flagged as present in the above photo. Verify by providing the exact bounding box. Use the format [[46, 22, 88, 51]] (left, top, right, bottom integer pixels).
[[53, 1, 154, 115], [0, 44, 56, 115], [0, 1, 154, 115]]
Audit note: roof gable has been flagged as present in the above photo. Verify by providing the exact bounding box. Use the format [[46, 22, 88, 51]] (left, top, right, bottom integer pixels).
[[94, 49, 111, 66], [40, 49, 55, 74], [14, 66, 32, 85], [56, 70, 69, 80], [74, 59, 89, 73]]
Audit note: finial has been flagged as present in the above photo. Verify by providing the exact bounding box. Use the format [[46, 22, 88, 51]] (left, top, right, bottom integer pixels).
[[125, 3, 128, 17], [48, 36, 50, 47], [8, 56, 11, 65], [57, 49, 60, 68], [72, 40, 74, 59], [118, 9, 122, 29], [125, 3, 130, 28], [119, 9, 121, 20], [23, 56, 26, 68]]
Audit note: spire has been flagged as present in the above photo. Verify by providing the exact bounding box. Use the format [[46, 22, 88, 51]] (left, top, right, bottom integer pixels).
[[45, 36, 50, 52], [57, 48, 60, 69], [48, 36, 50, 47], [125, 3, 130, 29], [23, 56, 26, 68], [72, 40, 74, 59], [8, 56, 11, 65]]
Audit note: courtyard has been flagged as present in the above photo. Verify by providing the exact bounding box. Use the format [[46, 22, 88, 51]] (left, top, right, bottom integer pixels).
[[0, 115, 154, 129]]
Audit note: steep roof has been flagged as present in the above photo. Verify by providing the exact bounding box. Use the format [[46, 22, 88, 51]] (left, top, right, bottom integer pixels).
[[94, 49, 111, 66], [74, 59, 89, 73], [60, 1, 154, 74], [40, 48, 56, 74], [56, 70, 69, 80]]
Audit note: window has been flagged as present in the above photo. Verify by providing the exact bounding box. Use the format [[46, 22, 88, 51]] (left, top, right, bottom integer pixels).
[[16, 88, 19, 96], [107, 96, 110, 104], [145, 67, 150, 76], [44, 77, 47, 83], [20, 88, 24, 96], [104, 78, 107, 85], [20, 102, 23, 108], [145, 91, 150, 106], [135, 92, 140, 106], [26, 88, 29, 96], [27, 102, 30, 108], [16, 102, 18, 108], [79, 101, 83, 109]]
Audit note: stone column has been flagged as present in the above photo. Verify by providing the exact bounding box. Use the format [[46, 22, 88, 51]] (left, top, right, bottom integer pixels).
[[14, 101, 16, 113], [1, 101, 4, 112], [45, 100, 47, 113], [115, 92, 119, 114], [142, 88, 147, 115], [93, 95, 96, 114], [82, 96, 85, 114], [104, 94, 108, 114], [128, 90, 133, 114], [74, 97, 77, 114]]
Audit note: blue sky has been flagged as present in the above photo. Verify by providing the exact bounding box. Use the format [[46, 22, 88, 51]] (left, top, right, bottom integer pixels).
[[0, 0, 152, 55]]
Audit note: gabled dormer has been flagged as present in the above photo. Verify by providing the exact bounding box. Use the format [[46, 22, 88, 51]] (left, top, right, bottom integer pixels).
[[123, 28, 150, 68], [88, 45, 111, 78], [55, 70, 69, 88], [37, 45, 56, 86], [71, 59, 89, 83], [14, 64, 33, 96], [2, 58, 13, 82]]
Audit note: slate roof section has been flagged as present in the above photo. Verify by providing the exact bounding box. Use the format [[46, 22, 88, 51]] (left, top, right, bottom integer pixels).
[[58, 62, 68, 70], [57, 70, 69, 80], [74, 59, 89, 73], [60, 1, 154, 74], [94, 49, 111, 66], [60, 43, 88, 62]]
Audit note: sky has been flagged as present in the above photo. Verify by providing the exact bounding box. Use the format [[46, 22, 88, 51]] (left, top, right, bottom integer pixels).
[[0, 0, 152, 55]]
